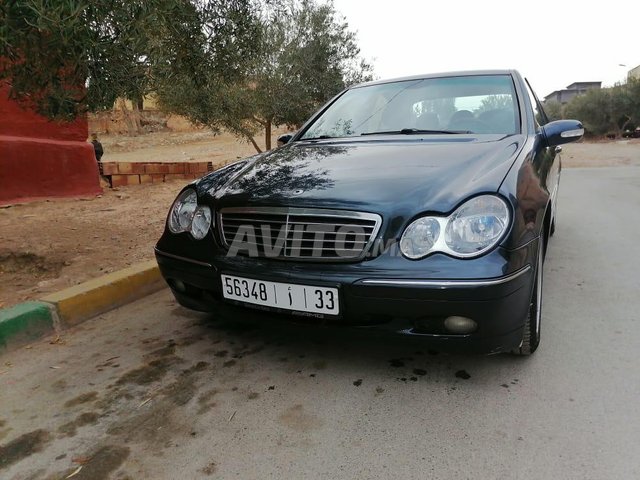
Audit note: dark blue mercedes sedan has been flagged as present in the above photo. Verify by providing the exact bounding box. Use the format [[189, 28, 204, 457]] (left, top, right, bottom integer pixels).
[[155, 70, 584, 355]]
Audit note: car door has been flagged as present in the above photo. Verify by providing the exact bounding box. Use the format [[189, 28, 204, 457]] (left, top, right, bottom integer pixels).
[[525, 79, 560, 225]]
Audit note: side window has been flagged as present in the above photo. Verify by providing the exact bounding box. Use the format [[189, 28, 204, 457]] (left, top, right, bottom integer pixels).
[[524, 79, 548, 127]]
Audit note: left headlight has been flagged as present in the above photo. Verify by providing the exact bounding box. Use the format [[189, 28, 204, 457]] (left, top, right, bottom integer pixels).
[[190, 205, 212, 240], [168, 188, 213, 239], [400, 195, 510, 259]]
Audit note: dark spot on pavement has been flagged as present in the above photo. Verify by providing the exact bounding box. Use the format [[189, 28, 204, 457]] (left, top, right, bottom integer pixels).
[[278, 357, 288, 362], [64, 391, 98, 408], [375, 387, 385, 394], [455, 370, 471, 380], [116, 357, 179, 386], [309, 374, 316, 378], [223, 360, 236, 368], [57, 445, 130, 480], [501, 384, 509, 388], [0, 429, 51, 470], [176, 333, 203, 347], [413, 368, 427, 376], [312, 360, 327, 370], [399, 378, 407, 382], [198, 389, 218, 405], [410, 377, 418, 382], [146, 342, 176, 359], [353, 379, 362, 387], [55, 453, 67, 460], [214, 350, 228, 358], [268, 386, 275, 390], [201, 461, 217, 475], [158, 374, 198, 407], [278, 405, 323, 432], [248, 392, 259, 400], [197, 389, 218, 414], [0, 420, 5, 428], [50, 379, 67, 393], [389, 359, 404, 368], [183, 361, 210, 374], [58, 412, 100, 438], [108, 358, 205, 442]]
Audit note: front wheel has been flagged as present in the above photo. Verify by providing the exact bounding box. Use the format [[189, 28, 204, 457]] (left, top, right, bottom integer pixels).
[[511, 242, 543, 356]]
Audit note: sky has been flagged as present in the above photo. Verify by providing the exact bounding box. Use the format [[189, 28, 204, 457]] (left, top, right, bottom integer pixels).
[[332, 0, 638, 98]]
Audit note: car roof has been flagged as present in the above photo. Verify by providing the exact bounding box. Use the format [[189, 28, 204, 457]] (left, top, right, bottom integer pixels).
[[353, 69, 519, 88]]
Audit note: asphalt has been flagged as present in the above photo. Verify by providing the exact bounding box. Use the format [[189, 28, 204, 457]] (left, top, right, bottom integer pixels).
[[1, 166, 639, 480]]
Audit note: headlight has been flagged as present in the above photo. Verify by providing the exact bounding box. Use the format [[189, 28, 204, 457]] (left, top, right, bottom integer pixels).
[[190, 205, 212, 240], [400, 195, 510, 259], [399, 217, 441, 259], [168, 189, 198, 234], [168, 189, 213, 239], [445, 195, 510, 256]]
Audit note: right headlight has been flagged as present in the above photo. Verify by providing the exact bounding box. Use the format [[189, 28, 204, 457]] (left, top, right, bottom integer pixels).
[[168, 188, 198, 234], [400, 195, 510, 259], [168, 188, 213, 239]]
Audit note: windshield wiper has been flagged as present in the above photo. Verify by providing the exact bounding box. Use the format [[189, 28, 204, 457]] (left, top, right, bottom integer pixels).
[[361, 128, 472, 136], [300, 135, 336, 141]]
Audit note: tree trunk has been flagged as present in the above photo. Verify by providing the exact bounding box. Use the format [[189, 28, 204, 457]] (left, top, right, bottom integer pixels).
[[265, 121, 272, 150], [118, 99, 136, 136], [248, 136, 262, 153], [130, 101, 142, 134]]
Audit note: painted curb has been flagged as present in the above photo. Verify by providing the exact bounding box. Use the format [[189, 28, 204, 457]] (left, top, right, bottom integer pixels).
[[41, 260, 164, 327], [0, 302, 56, 353]]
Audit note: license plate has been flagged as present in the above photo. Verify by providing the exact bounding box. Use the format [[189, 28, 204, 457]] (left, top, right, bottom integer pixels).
[[221, 274, 339, 316]]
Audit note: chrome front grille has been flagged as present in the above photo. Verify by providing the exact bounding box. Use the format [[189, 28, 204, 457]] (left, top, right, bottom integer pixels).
[[219, 207, 382, 261]]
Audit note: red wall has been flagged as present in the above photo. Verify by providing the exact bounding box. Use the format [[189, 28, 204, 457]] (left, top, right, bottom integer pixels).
[[0, 84, 101, 205]]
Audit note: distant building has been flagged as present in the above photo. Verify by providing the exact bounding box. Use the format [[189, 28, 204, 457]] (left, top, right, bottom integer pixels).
[[629, 65, 640, 80], [544, 81, 602, 104]]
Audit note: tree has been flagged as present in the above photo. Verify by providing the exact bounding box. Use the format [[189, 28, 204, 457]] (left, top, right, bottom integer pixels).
[[626, 77, 640, 130], [0, 0, 262, 123], [474, 95, 513, 114], [564, 88, 614, 137], [542, 100, 563, 122], [157, 0, 373, 152], [562, 80, 640, 138]]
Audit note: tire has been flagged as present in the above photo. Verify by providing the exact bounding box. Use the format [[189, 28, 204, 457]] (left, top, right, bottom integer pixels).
[[511, 241, 544, 356]]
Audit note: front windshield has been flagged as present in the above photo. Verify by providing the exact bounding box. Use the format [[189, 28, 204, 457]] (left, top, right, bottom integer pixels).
[[300, 74, 520, 139]]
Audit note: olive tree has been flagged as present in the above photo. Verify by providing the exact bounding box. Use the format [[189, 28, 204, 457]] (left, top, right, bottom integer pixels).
[[157, 0, 374, 152], [542, 100, 563, 122], [0, 0, 261, 123]]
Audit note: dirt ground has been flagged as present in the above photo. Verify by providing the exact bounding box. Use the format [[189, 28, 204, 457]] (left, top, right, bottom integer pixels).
[[100, 128, 287, 165], [1, 134, 639, 308]]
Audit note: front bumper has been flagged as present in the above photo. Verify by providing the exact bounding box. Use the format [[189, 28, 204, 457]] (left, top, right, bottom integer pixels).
[[155, 238, 539, 353]]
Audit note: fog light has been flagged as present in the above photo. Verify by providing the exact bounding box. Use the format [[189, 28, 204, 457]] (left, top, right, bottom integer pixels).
[[444, 316, 477, 334], [173, 280, 186, 293]]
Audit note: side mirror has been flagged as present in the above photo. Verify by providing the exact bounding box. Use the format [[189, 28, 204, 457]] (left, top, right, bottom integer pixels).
[[277, 133, 294, 147], [542, 119, 584, 146]]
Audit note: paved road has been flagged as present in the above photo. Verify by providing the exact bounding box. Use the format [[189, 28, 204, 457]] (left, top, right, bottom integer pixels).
[[1, 167, 639, 480]]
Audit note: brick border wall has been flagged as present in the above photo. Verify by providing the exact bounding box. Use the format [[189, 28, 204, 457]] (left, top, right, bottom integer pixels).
[[101, 162, 213, 187]]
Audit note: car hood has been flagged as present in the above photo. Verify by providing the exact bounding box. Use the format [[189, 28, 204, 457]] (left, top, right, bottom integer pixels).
[[202, 135, 523, 215]]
